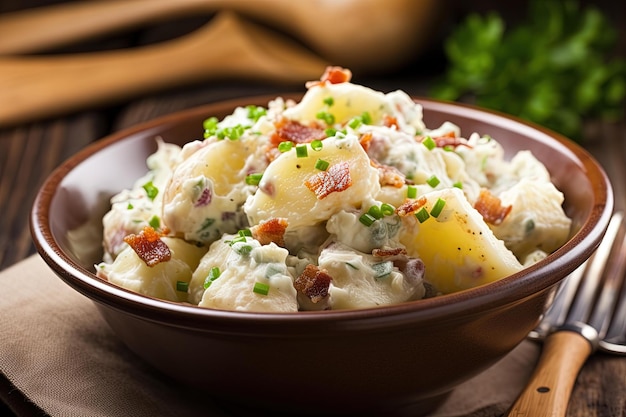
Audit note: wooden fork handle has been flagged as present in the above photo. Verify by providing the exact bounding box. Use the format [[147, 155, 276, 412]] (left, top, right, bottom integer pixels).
[[506, 331, 593, 417]]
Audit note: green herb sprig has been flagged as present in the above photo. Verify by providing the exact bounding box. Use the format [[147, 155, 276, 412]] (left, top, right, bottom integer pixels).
[[431, 0, 626, 140]]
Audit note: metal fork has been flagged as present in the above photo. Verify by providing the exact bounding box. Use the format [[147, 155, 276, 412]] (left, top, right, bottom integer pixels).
[[507, 211, 626, 417]]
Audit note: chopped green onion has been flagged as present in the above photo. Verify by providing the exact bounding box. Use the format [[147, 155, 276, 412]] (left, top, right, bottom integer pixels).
[[296, 144, 308, 158], [422, 136, 436, 150], [372, 261, 393, 279], [315, 159, 330, 171], [142, 181, 159, 201], [238, 229, 252, 237], [324, 128, 337, 137], [348, 117, 362, 129], [453, 181, 463, 189], [381, 203, 395, 216], [407, 185, 417, 199], [203, 116, 219, 138], [203, 267, 221, 289], [323, 96, 334, 106], [148, 215, 160, 229], [246, 105, 266, 122], [253, 281, 270, 295], [235, 244, 253, 256], [360, 112, 372, 125], [430, 198, 446, 218], [359, 213, 376, 227], [426, 175, 440, 188], [245, 173, 263, 186], [228, 235, 247, 246], [176, 281, 189, 292], [126, 203, 134, 210], [316, 111, 335, 125], [415, 207, 430, 223], [310, 139, 323, 151], [346, 262, 359, 270], [367, 205, 383, 220], [278, 141, 293, 153]]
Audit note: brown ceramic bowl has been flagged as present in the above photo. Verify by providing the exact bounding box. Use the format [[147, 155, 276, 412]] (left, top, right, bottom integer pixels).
[[31, 95, 613, 416]]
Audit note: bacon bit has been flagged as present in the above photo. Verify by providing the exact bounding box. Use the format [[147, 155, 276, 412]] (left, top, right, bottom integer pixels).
[[359, 132, 373, 152], [305, 66, 352, 88], [123, 226, 171, 267], [375, 161, 405, 188], [304, 161, 351, 199], [270, 118, 326, 147], [383, 114, 399, 129], [474, 189, 512, 225], [418, 132, 471, 149], [250, 218, 288, 247], [194, 187, 212, 207], [294, 264, 332, 304], [396, 197, 427, 217], [372, 247, 407, 258]]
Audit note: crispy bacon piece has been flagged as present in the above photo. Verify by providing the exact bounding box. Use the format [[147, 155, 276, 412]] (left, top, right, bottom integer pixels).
[[372, 247, 407, 258], [359, 132, 373, 152], [123, 226, 171, 267], [250, 218, 288, 247], [474, 189, 512, 225], [370, 158, 405, 188], [383, 114, 399, 129], [396, 197, 427, 217], [294, 264, 332, 305], [418, 132, 471, 149], [304, 161, 351, 199], [306, 66, 352, 88], [271, 118, 326, 146]]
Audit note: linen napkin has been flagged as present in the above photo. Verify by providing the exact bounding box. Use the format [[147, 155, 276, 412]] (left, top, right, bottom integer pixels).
[[0, 255, 540, 417]]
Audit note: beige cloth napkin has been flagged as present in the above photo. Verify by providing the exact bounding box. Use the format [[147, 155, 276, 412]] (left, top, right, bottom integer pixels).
[[0, 255, 540, 417]]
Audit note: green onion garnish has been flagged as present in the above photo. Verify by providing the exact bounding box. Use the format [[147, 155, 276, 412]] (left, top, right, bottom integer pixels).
[[203, 267, 221, 289], [316, 111, 335, 125], [142, 181, 159, 201], [348, 117, 362, 129], [323, 96, 334, 106], [235, 244, 253, 256], [367, 205, 383, 220], [278, 141, 293, 153], [422, 136, 436, 150], [228, 235, 247, 246], [360, 112, 372, 125], [380, 203, 395, 216], [325, 128, 337, 137], [310, 139, 323, 151], [246, 105, 266, 122], [245, 173, 263, 186], [148, 215, 160, 229], [296, 144, 308, 158], [415, 207, 430, 223], [407, 185, 417, 199], [238, 229, 252, 237], [430, 198, 446, 218], [253, 282, 270, 295], [359, 213, 376, 227], [315, 159, 330, 171], [203, 116, 219, 138], [176, 281, 189, 292], [426, 175, 440, 188], [126, 203, 134, 210]]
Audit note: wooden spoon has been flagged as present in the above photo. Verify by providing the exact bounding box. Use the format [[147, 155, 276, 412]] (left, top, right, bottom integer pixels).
[[0, 0, 441, 73], [0, 12, 329, 127]]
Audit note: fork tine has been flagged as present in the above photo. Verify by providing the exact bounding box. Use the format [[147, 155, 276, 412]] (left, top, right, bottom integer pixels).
[[566, 211, 624, 329], [598, 222, 626, 353]]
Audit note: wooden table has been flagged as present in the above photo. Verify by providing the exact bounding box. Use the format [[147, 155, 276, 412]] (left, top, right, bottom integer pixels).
[[1, 1, 625, 416]]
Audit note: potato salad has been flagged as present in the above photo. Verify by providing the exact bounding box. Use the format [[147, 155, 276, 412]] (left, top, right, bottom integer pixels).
[[96, 67, 572, 312]]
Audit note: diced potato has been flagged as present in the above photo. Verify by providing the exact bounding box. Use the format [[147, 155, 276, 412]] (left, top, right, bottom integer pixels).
[[399, 188, 523, 294], [162, 139, 255, 243], [245, 135, 380, 230], [96, 237, 207, 303]]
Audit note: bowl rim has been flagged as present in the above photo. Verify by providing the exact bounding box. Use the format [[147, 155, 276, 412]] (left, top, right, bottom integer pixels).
[[30, 95, 614, 330]]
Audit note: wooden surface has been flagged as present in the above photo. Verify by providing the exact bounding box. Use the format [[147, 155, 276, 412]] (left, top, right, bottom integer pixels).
[[1, 0, 625, 416]]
